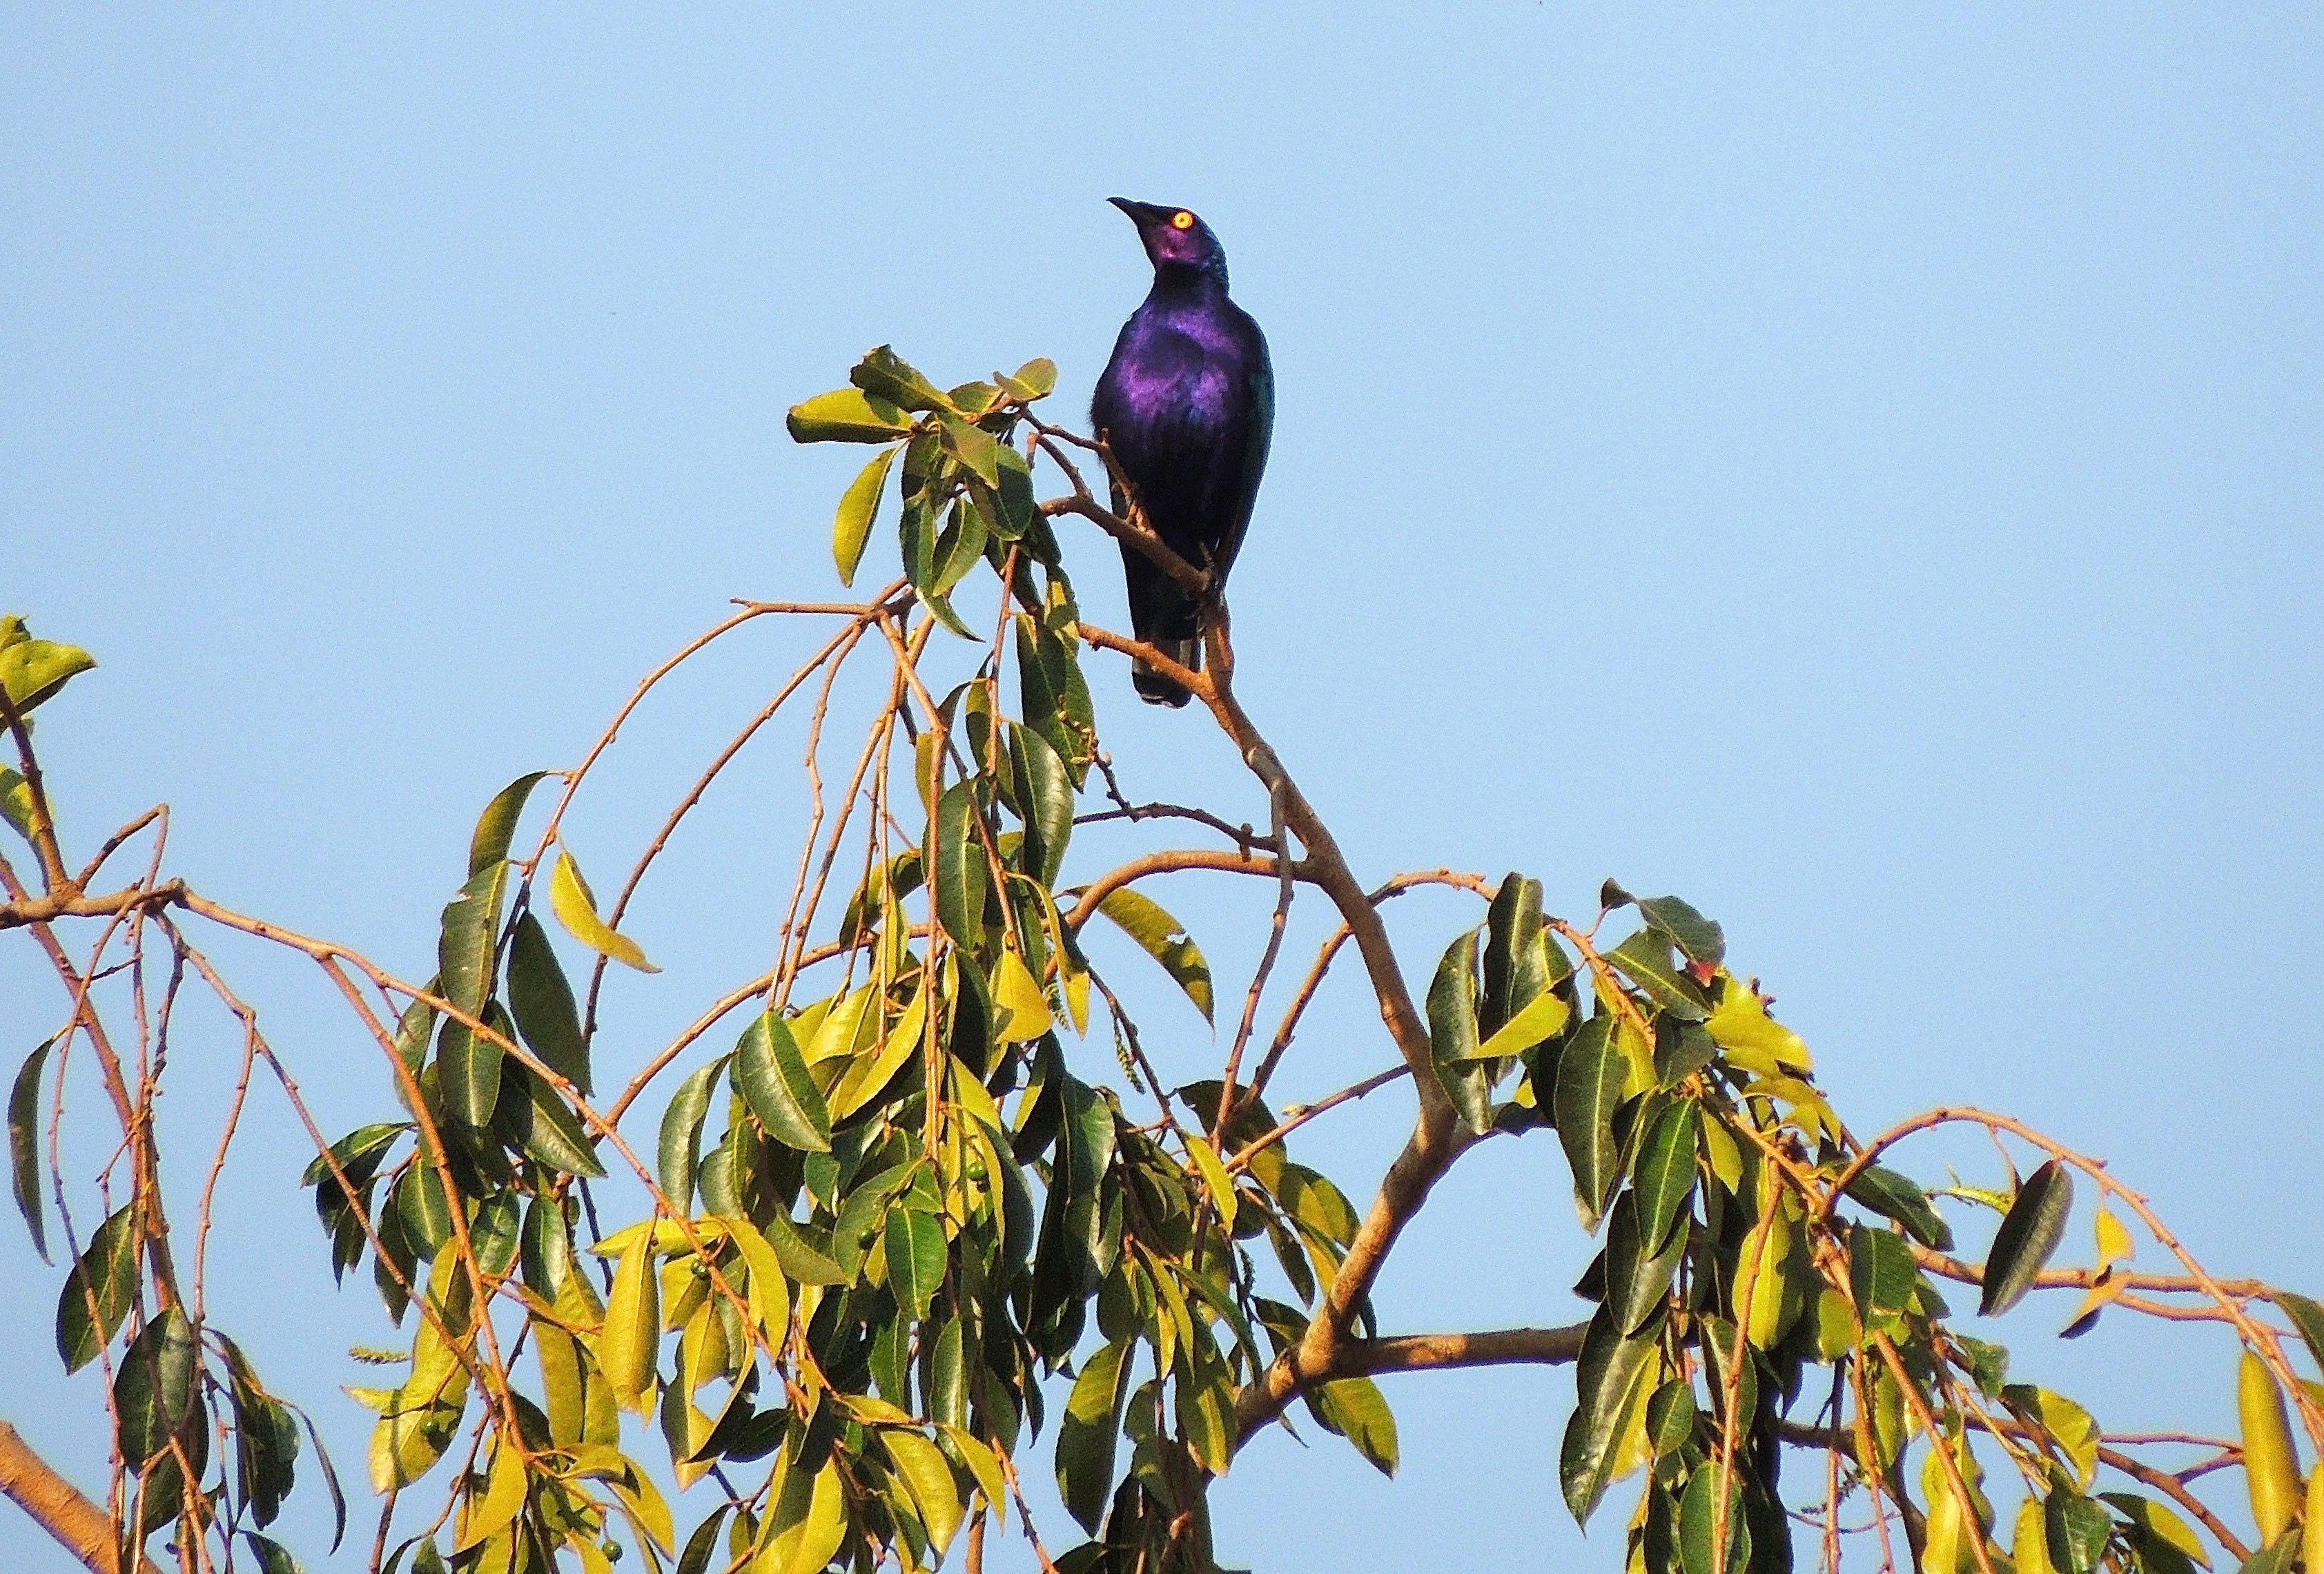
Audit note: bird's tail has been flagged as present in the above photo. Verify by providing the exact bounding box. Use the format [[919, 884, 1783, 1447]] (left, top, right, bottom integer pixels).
[[1133, 638, 1200, 708]]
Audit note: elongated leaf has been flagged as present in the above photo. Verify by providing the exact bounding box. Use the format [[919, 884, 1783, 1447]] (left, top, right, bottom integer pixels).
[[10, 1038, 53, 1261], [115, 1307, 198, 1463], [1471, 987, 1570, 1063], [1560, 1308, 1656, 1525], [1705, 978, 1812, 1072], [1008, 723, 1075, 888], [850, 345, 953, 413], [1481, 875, 1546, 1038], [467, 772, 549, 879], [1311, 1376, 1398, 1477], [57, 1203, 140, 1371], [493, 1062, 607, 1179], [752, 1209, 849, 1287], [825, 983, 926, 1122], [438, 862, 510, 1021], [2098, 1493, 2210, 1573], [884, 1206, 945, 1321], [1849, 1224, 1918, 1329], [600, 1232, 661, 1414], [657, 1058, 726, 1214], [506, 913, 589, 1093], [736, 1011, 832, 1152], [453, 1436, 527, 1551], [883, 1428, 966, 1554], [1184, 1134, 1237, 1232], [926, 781, 986, 952], [1632, 1098, 1699, 1254], [1844, 1164, 1954, 1251], [1553, 1016, 1624, 1230], [242, 1532, 303, 1574], [1603, 1190, 1684, 1337], [1637, 894, 1726, 969], [1607, 930, 1709, 1021], [2274, 1292, 2324, 1379], [0, 766, 36, 846], [1091, 886, 1212, 1023], [1980, 1158, 2073, 1316], [785, 385, 912, 443], [2045, 1489, 2113, 1574], [549, 849, 658, 973], [1056, 1337, 1132, 1533], [1427, 928, 1491, 1134], [832, 447, 898, 587]]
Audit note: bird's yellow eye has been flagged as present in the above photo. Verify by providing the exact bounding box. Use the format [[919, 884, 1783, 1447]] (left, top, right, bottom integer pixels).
[[1170, 211, 1195, 231]]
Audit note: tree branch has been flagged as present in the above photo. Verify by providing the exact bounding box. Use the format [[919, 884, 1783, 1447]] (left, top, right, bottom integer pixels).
[[0, 1419, 163, 1574]]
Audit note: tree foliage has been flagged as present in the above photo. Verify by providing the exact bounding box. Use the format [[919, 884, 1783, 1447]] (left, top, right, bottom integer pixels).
[[3, 352, 2323, 1574]]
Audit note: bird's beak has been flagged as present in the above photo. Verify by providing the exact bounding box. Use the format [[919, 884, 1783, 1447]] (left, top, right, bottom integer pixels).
[[1108, 196, 1159, 229]]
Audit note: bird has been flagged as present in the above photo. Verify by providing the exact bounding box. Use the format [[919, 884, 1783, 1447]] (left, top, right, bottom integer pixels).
[[1090, 198, 1273, 707]]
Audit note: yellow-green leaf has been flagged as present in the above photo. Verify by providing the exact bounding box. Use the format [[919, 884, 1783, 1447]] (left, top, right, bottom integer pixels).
[[825, 984, 926, 1121], [1090, 888, 1212, 1024], [1184, 1134, 1238, 1232], [832, 448, 897, 587], [881, 1429, 964, 1555], [990, 949, 1053, 1045], [549, 849, 658, 973], [600, 1233, 661, 1415], [1460, 984, 1570, 1062], [785, 386, 912, 444], [2093, 1205, 2133, 1273], [1705, 978, 1811, 1073], [0, 634, 96, 715], [454, 1435, 527, 1551]]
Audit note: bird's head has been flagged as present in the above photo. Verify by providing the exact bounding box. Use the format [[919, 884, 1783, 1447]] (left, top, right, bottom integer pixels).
[[1109, 197, 1229, 286]]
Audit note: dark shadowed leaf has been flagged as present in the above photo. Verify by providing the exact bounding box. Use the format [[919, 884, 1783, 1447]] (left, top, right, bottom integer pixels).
[[2272, 1292, 2324, 1379], [1055, 1337, 1132, 1533], [1554, 1016, 1625, 1230], [10, 1037, 52, 1261], [1637, 895, 1726, 969], [1607, 930, 1710, 1021], [57, 1203, 139, 1371], [1481, 875, 1547, 1038], [2044, 1489, 2114, 1574], [493, 1058, 605, 1178], [850, 345, 953, 413], [115, 1306, 198, 1463], [506, 913, 589, 1094], [467, 773, 549, 880], [1008, 723, 1075, 888], [1561, 1308, 1657, 1525], [437, 862, 509, 1022], [1849, 1224, 1919, 1330], [927, 782, 988, 955], [1845, 1164, 1955, 1251], [1981, 1159, 2073, 1316], [1604, 1189, 1686, 1337], [1427, 927, 1492, 1134], [1632, 1099, 1700, 1254], [735, 1011, 831, 1153], [243, 1533, 303, 1574]]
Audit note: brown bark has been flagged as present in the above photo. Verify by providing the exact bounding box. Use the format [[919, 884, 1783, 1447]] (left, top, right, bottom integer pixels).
[[0, 1419, 163, 1574]]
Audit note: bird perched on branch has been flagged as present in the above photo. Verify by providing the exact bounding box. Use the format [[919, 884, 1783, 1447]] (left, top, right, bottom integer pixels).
[[1091, 199, 1273, 707]]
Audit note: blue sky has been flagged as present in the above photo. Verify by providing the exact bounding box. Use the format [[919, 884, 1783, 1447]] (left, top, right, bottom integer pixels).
[[3, 8, 2320, 1571]]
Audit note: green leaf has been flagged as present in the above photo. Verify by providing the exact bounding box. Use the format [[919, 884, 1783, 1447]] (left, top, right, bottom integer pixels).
[[243, 1532, 304, 1574], [467, 1192, 523, 1281], [436, 862, 511, 1127], [600, 1232, 661, 1414], [1311, 1376, 1398, 1477], [549, 848, 658, 973], [0, 635, 97, 715], [785, 385, 913, 443], [1844, 1164, 1955, 1251], [1630, 1098, 1700, 1255], [2044, 1489, 2114, 1574], [493, 1062, 607, 1179], [850, 345, 953, 414], [1553, 1016, 1625, 1230], [657, 1057, 727, 1214], [1184, 1134, 1237, 1232], [883, 1206, 945, 1322], [1091, 886, 1213, 1024], [1056, 1337, 1133, 1533], [1646, 1379, 1698, 1460], [1426, 928, 1492, 1134], [1679, 1464, 1750, 1574], [926, 780, 988, 953], [735, 1011, 832, 1153], [115, 1306, 198, 1463], [57, 1203, 140, 1371], [0, 766, 38, 847], [1472, 986, 1571, 1064], [882, 1429, 966, 1555], [1636, 895, 1726, 969], [1559, 1308, 1657, 1525], [749, 1210, 848, 1288], [832, 447, 897, 587], [1603, 1189, 1685, 1337], [2099, 1493, 2211, 1573], [1980, 1158, 2073, 1316], [1008, 723, 1075, 889], [1848, 1224, 1918, 1330], [2007, 1384, 2100, 1490], [999, 357, 1058, 400], [1607, 930, 1710, 1021], [939, 412, 1004, 487], [506, 913, 589, 1094], [467, 772, 550, 880], [10, 1038, 53, 1261], [2273, 1292, 2324, 1379]]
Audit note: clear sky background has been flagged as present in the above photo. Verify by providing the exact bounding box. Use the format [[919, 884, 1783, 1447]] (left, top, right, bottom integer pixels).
[[4, 8, 2321, 1571]]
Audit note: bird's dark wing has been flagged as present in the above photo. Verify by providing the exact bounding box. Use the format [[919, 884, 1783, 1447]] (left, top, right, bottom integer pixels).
[[1207, 310, 1274, 583]]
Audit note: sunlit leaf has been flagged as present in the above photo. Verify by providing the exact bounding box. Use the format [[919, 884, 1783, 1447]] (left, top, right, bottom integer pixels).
[[1091, 886, 1212, 1023], [1056, 1337, 1132, 1533], [600, 1232, 661, 1415], [786, 385, 913, 443], [831, 447, 897, 587], [549, 848, 658, 973], [657, 1057, 728, 1214], [734, 1010, 831, 1153], [0, 634, 96, 715], [1311, 1376, 1398, 1477]]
